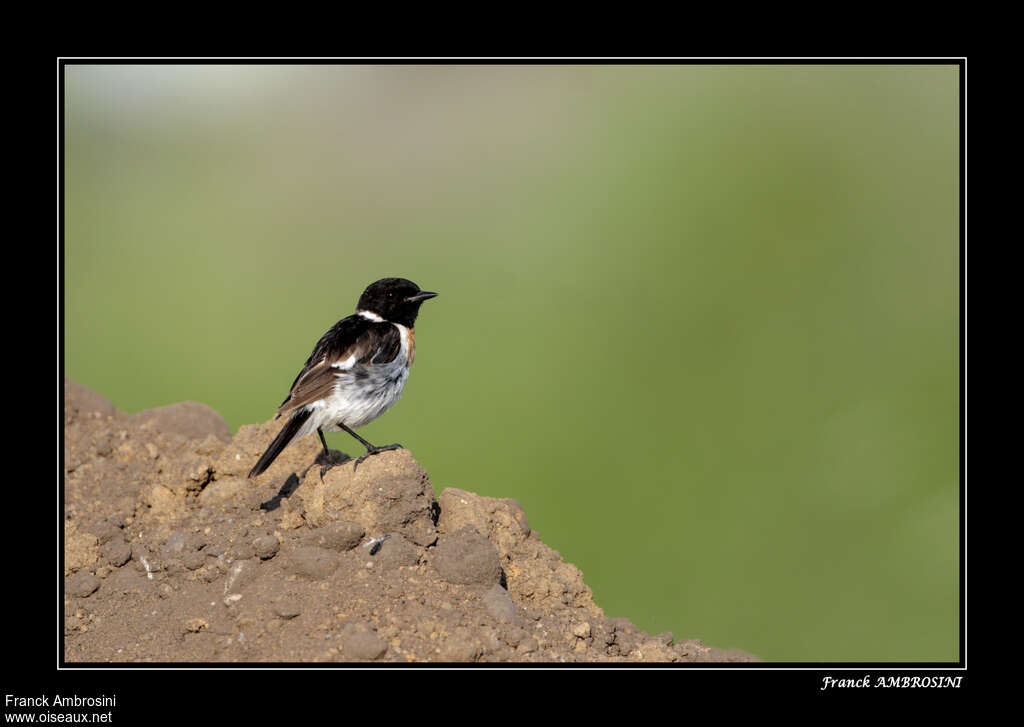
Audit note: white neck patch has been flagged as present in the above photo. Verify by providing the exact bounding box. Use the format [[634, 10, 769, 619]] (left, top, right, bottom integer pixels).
[[357, 310, 384, 322]]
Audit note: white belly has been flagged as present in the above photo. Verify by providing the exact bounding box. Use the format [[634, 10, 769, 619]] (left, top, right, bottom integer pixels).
[[295, 323, 413, 436]]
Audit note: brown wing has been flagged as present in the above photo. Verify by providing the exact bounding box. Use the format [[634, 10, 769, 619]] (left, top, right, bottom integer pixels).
[[276, 317, 402, 417], [276, 358, 340, 418]]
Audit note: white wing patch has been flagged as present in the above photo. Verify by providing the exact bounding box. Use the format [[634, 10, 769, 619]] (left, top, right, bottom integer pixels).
[[331, 353, 357, 370]]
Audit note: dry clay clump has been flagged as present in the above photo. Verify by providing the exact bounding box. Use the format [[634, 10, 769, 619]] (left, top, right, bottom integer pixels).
[[63, 379, 757, 663]]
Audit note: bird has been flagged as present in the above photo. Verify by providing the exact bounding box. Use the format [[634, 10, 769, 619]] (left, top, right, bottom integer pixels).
[[247, 277, 437, 479]]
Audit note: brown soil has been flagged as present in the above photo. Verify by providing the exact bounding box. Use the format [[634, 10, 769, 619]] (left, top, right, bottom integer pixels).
[[63, 379, 757, 663]]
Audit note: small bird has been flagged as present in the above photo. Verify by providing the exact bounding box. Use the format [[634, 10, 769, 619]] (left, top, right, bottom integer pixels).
[[248, 277, 438, 479]]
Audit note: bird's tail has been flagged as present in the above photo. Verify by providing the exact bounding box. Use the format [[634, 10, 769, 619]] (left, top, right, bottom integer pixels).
[[247, 408, 312, 478]]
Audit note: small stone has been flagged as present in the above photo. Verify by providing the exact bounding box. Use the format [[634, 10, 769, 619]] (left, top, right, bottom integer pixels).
[[230, 541, 256, 560], [287, 547, 338, 580], [368, 534, 420, 568], [343, 631, 387, 660], [572, 622, 592, 639], [340, 621, 386, 660], [438, 627, 480, 662], [305, 521, 364, 552], [482, 584, 518, 623], [184, 618, 208, 633], [67, 572, 100, 598], [253, 535, 280, 560], [431, 527, 501, 586], [203, 542, 228, 559], [503, 628, 525, 648], [183, 551, 206, 570], [101, 540, 131, 568], [273, 598, 301, 620]]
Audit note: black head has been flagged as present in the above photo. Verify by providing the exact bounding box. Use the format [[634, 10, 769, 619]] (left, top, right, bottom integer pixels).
[[356, 277, 437, 327]]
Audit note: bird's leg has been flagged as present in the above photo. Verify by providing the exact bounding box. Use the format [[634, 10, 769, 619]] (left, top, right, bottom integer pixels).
[[338, 423, 402, 471], [315, 428, 350, 480]]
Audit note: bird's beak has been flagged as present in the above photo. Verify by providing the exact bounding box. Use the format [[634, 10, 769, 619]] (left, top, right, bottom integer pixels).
[[406, 291, 438, 303]]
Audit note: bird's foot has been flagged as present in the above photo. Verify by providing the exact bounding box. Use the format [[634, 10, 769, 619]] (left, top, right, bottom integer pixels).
[[352, 443, 403, 472], [315, 449, 352, 480]]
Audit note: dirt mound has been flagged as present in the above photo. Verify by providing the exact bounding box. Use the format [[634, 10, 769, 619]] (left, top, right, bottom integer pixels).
[[62, 379, 757, 663]]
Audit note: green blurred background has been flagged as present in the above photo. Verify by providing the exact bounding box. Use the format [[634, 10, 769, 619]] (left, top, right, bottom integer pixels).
[[63, 64, 960, 662]]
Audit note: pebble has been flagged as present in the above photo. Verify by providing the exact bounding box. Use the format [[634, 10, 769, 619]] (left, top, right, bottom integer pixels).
[[203, 542, 229, 559], [101, 540, 131, 568], [482, 584, 518, 623], [342, 631, 387, 660], [183, 551, 206, 571], [253, 535, 280, 560], [438, 628, 480, 662], [368, 534, 420, 568], [67, 572, 100, 598], [305, 521, 364, 552], [273, 598, 301, 620], [230, 541, 256, 561], [340, 621, 387, 660], [286, 547, 338, 580], [184, 618, 208, 633], [431, 527, 501, 586]]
